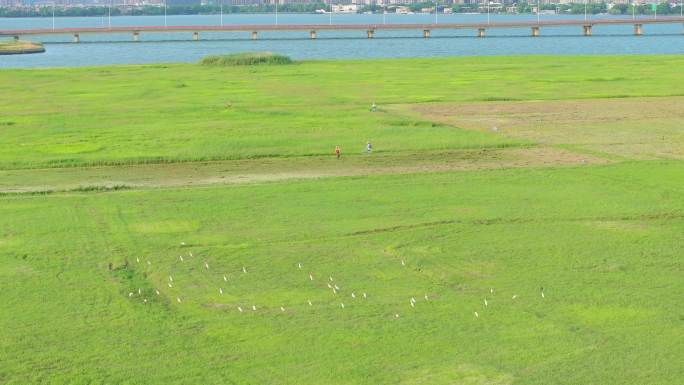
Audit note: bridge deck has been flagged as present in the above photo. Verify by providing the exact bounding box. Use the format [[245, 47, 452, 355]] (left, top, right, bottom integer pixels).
[[2, 17, 684, 36]]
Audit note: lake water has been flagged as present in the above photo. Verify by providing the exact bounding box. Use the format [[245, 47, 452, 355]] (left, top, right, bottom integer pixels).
[[1, 13, 683, 67]]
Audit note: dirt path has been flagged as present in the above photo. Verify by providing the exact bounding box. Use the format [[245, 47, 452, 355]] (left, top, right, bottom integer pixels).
[[0, 146, 607, 194]]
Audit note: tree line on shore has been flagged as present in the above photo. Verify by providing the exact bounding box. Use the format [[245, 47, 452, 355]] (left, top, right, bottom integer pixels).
[[0, 2, 681, 18], [0, 3, 325, 17]]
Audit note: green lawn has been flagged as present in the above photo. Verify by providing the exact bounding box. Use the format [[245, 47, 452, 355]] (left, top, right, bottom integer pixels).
[[1, 56, 683, 385], [2, 162, 683, 384]]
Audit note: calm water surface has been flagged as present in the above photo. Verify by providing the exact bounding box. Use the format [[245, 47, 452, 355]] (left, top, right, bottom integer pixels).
[[1, 13, 683, 67]]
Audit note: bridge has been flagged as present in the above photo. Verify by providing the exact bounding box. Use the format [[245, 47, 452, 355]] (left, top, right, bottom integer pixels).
[[2, 17, 684, 42]]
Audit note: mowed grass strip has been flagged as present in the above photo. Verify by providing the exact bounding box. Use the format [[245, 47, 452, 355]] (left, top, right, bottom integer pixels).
[[409, 96, 684, 161], [1, 55, 683, 169], [1, 161, 683, 384]]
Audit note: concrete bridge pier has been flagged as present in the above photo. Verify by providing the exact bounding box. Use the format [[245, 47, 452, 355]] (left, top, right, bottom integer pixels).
[[251, 31, 258, 40], [133, 31, 140, 42], [73, 33, 80, 43], [634, 24, 643, 35], [423, 29, 430, 38], [367, 29, 375, 39], [531, 26, 540, 37], [583, 25, 592, 36], [310, 30, 317, 39], [192, 32, 199, 41], [478, 28, 486, 38]]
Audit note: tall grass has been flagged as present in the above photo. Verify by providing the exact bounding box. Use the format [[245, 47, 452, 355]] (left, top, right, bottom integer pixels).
[[199, 52, 293, 66]]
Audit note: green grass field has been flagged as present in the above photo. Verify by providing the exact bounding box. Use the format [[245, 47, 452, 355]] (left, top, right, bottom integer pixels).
[[1, 56, 683, 385]]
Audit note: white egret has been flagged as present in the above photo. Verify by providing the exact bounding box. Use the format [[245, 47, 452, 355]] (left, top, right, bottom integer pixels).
[[308, 300, 312, 306], [128, 292, 133, 297], [309, 274, 313, 281], [474, 311, 479, 318], [340, 303, 345, 308], [204, 262, 209, 269], [242, 266, 247, 273], [298, 263, 302, 269], [238, 306, 243, 312], [363, 292, 367, 299], [484, 299, 488, 307], [512, 295, 518, 300], [219, 288, 223, 295], [177, 297, 182, 303], [252, 305, 256, 311], [351, 292, 356, 299], [223, 275, 228, 282]]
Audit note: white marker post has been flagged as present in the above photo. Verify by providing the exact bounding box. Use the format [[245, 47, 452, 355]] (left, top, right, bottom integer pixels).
[[487, 1, 490, 25], [537, 0, 540, 23], [435, 1, 438, 24]]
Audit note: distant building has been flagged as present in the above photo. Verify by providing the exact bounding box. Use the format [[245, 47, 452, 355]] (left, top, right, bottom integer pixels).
[[332, 3, 357, 12], [167, 0, 200, 6]]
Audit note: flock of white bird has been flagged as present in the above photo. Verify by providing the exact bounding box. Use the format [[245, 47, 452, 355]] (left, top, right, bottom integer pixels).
[[128, 242, 547, 319]]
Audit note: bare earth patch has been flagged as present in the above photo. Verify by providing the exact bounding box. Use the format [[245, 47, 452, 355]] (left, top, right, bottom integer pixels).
[[0, 147, 605, 193], [409, 96, 684, 161]]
